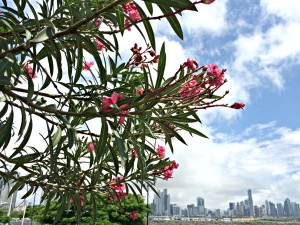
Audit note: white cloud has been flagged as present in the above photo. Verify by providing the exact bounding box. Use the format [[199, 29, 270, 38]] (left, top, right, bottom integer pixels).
[[230, 1, 300, 91], [260, 0, 300, 22], [181, 0, 228, 36]]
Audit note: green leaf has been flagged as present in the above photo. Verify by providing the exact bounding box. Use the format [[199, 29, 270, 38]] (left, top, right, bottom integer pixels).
[[143, 0, 197, 11], [135, 3, 156, 50], [11, 117, 33, 159], [0, 54, 14, 78], [95, 118, 108, 162], [112, 129, 127, 162], [147, 160, 172, 171], [67, 128, 75, 149], [155, 43, 166, 89], [172, 121, 208, 138], [74, 37, 83, 83], [158, 115, 197, 123], [21, 185, 35, 199], [115, 6, 124, 35], [0, 110, 13, 149], [158, 5, 183, 39], [52, 126, 62, 147], [158, 121, 187, 145], [27, 75, 34, 100], [31, 26, 55, 43], [8, 181, 24, 197]]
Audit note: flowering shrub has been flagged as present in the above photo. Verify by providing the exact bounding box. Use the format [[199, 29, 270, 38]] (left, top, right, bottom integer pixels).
[[0, 0, 244, 222]]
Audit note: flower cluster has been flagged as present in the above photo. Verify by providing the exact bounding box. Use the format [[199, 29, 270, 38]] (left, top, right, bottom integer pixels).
[[111, 176, 128, 200], [122, 1, 141, 31], [178, 58, 228, 102], [130, 210, 138, 220], [157, 145, 166, 159], [161, 160, 179, 180], [95, 39, 106, 51], [207, 64, 224, 87], [82, 61, 94, 71], [127, 43, 159, 68], [102, 92, 129, 124], [179, 79, 202, 100]]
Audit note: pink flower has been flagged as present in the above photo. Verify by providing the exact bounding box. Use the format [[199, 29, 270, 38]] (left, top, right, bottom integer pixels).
[[157, 145, 165, 158], [136, 87, 144, 95], [207, 64, 224, 86], [111, 176, 128, 200], [179, 79, 201, 99], [201, 0, 216, 4], [93, 18, 101, 27], [124, 19, 131, 31], [171, 160, 179, 169], [152, 55, 160, 63], [130, 210, 138, 220], [80, 193, 85, 206], [123, 2, 141, 22], [23, 62, 37, 78], [87, 142, 95, 152], [70, 194, 85, 206], [128, 10, 141, 21], [129, 148, 139, 158], [161, 160, 179, 180], [95, 39, 105, 51], [230, 102, 245, 109], [82, 61, 94, 70], [186, 57, 198, 72], [102, 93, 129, 124], [163, 169, 174, 180]]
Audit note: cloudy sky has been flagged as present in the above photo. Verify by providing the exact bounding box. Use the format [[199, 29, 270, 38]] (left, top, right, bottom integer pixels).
[[132, 0, 300, 210], [3, 0, 300, 212]]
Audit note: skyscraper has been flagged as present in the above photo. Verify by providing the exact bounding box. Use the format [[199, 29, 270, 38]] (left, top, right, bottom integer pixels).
[[197, 197, 205, 216], [153, 189, 171, 216], [284, 198, 291, 217], [247, 189, 254, 217], [0, 177, 17, 210]]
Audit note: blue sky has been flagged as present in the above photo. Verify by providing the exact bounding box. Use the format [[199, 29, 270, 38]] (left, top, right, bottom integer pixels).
[[2, 0, 300, 211]]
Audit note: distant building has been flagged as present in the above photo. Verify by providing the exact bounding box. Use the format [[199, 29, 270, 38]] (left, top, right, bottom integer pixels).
[[152, 189, 171, 216], [277, 203, 284, 217], [196, 197, 205, 216], [284, 198, 291, 217], [247, 189, 254, 217], [170, 204, 181, 216], [0, 177, 17, 210]]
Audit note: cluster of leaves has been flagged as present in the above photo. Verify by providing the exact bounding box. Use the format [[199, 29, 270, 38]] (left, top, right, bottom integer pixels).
[[0, 207, 10, 223], [0, 0, 239, 223], [11, 194, 150, 225]]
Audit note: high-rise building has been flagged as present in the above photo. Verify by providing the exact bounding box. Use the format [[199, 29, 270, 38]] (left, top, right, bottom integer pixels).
[[197, 197, 205, 216], [284, 198, 291, 217], [0, 177, 17, 210], [277, 203, 284, 217], [152, 189, 171, 216], [247, 189, 254, 217], [170, 204, 181, 216]]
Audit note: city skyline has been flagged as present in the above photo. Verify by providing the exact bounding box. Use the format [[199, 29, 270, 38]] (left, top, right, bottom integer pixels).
[[151, 188, 300, 218]]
